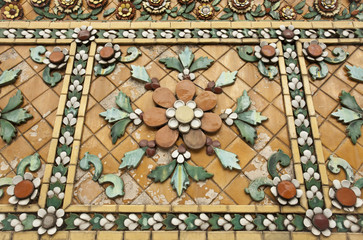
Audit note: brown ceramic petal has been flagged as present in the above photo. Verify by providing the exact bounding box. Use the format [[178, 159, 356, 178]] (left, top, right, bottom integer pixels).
[[175, 80, 196, 102], [201, 112, 222, 133], [194, 91, 217, 111], [155, 125, 179, 149], [152, 87, 176, 108], [183, 129, 207, 150], [143, 107, 168, 127]]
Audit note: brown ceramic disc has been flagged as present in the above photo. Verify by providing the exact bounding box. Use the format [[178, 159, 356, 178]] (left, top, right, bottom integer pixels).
[[152, 87, 176, 108]]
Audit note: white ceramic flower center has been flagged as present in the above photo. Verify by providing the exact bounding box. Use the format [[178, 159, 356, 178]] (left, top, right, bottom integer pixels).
[[175, 106, 194, 124]]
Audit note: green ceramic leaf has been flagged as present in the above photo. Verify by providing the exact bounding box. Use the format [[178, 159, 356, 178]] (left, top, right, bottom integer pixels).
[[309, 61, 329, 80], [43, 66, 62, 87], [111, 118, 132, 144], [339, 91, 363, 113], [234, 119, 257, 145], [215, 71, 237, 87], [294, 0, 305, 10], [336, 215, 349, 232], [189, 57, 214, 73], [184, 162, 213, 181], [2, 90, 23, 113], [46, 196, 63, 209], [327, 155, 355, 182], [185, 214, 198, 230], [171, 163, 189, 196], [237, 110, 268, 126], [0, 69, 21, 87], [16, 153, 41, 176], [163, 214, 177, 230], [0, 177, 12, 198], [235, 90, 251, 113], [98, 174, 125, 198], [292, 215, 304, 231], [257, 60, 278, 80], [65, 213, 79, 230], [267, 150, 291, 179], [131, 65, 151, 83], [245, 177, 274, 201], [346, 65, 363, 82], [79, 152, 103, 181], [0, 119, 16, 144], [231, 214, 244, 230], [209, 214, 221, 230], [94, 63, 116, 76], [354, 178, 363, 189], [253, 214, 266, 230], [213, 147, 241, 170], [30, 46, 46, 63], [119, 47, 142, 63], [324, 48, 349, 64], [332, 107, 361, 123], [159, 57, 184, 73], [90, 213, 104, 230], [138, 213, 152, 230], [119, 147, 147, 169], [2, 109, 32, 124], [275, 214, 286, 230], [115, 91, 133, 113], [100, 108, 129, 123], [306, 178, 321, 190], [2, 214, 17, 230], [347, 120, 363, 145], [237, 46, 259, 62], [115, 214, 128, 230], [148, 160, 177, 182], [178, 47, 194, 69], [103, 7, 115, 17], [308, 196, 324, 209]]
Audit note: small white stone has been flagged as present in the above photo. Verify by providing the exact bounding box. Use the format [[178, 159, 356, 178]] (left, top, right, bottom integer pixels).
[[177, 154, 185, 164]]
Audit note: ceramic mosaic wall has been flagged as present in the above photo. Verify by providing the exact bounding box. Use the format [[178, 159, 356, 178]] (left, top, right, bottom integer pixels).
[[0, 2, 361, 240]]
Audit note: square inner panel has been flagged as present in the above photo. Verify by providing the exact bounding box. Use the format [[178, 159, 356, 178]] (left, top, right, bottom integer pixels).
[[72, 44, 293, 206]]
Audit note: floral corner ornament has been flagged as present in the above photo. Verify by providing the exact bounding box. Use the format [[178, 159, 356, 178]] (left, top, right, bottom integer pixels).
[[30, 46, 69, 86], [304, 207, 336, 236], [237, 41, 279, 80], [0, 90, 32, 144], [148, 144, 213, 196], [1, 2, 23, 20], [303, 40, 348, 80], [276, 25, 300, 43], [270, 174, 303, 205], [72, 26, 97, 45], [116, 0, 136, 20], [33, 206, 64, 235], [94, 43, 141, 76], [332, 90, 362, 144]]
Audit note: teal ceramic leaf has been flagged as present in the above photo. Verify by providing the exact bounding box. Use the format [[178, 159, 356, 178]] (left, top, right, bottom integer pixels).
[[159, 57, 183, 73], [30, 46, 46, 63], [0, 69, 21, 87], [309, 61, 329, 80], [237, 110, 268, 125], [111, 118, 132, 144], [339, 91, 363, 113], [98, 174, 125, 198], [237, 46, 259, 62], [119, 147, 147, 169], [327, 155, 355, 182], [100, 108, 129, 123], [245, 177, 274, 201], [0, 119, 16, 144], [213, 147, 241, 170], [0, 177, 13, 198], [131, 65, 151, 83], [115, 91, 133, 113], [234, 119, 257, 145], [235, 90, 251, 113], [94, 63, 116, 76], [189, 57, 214, 72], [2, 90, 23, 113], [43, 66, 62, 86], [120, 47, 142, 63], [178, 47, 194, 69], [347, 120, 363, 144], [171, 163, 189, 196], [184, 162, 213, 181], [267, 149, 291, 179], [257, 60, 278, 80], [332, 107, 361, 123], [79, 152, 103, 181], [346, 65, 363, 82], [324, 48, 349, 64], [1, 109, 32, 124], [148, 160, 177, 182], [215, 71, 238, 87]]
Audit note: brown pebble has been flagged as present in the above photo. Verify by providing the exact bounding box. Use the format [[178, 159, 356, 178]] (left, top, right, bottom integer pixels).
[[261, 45, 276, 58], [277, 181, 296, 200], [49, 51, 65, 64], [139, 139, 148, 148], [147, 140, 156, 148], [183, 129, 207, 150], [143, 107, 168, 127], [201, 112, 222, 133], [212, 140, 221, 148], [152, 87, 176, 108], [99, 46, 115, 60], [151, 77, 159, 84], [178, 144, 186, 154], [206, 145, 214, 156], [176, 80, 196, 103], [195, 91, 217, 111], [77, 30, 91, 41], [155, 125, 179, 149], [205, 87, 212, 92], [145, 83, 153, 90], [205, 137, 213, 146], [213, 87, 222, 94], [14, 180, 34, 199], [151, 83, 160, 90], [282, 29, 294, 39], [146, 148, 156, 157]]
